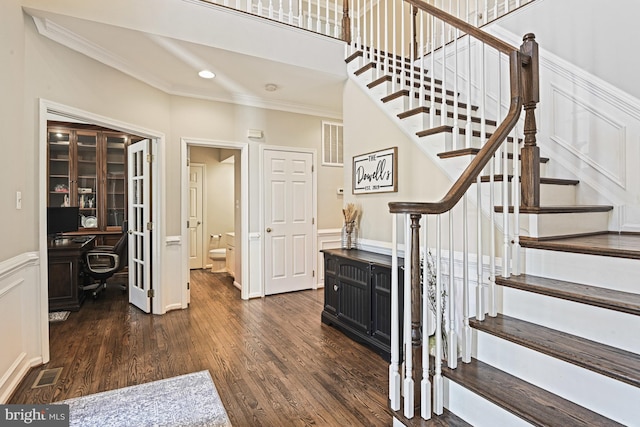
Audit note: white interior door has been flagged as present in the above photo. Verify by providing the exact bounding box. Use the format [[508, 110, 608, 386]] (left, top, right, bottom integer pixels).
[[264, 149, 314, 295], [189, 163, 204, 269], [128, 139, 152, 313]]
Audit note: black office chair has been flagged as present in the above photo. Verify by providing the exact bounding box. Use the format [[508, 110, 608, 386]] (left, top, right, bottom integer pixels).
[[82, 222, 128, 298]]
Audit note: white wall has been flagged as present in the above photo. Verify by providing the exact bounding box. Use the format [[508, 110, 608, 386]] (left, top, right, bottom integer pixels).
[[497, 0, 640, 102]]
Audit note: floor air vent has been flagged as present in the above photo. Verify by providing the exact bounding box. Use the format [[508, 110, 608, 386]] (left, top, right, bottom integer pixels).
[[31, 367, 63, 388]]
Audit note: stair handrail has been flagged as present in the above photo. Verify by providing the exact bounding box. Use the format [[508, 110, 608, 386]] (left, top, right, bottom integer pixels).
[[388, 0, 539, 216]]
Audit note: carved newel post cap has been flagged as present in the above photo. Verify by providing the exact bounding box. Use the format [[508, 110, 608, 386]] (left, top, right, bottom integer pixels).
[[523, 33, 536, 42]]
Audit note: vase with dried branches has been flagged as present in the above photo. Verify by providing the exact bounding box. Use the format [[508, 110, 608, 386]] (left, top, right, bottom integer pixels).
[[341, 203, 359, 249], [422, 251, 448, 358]]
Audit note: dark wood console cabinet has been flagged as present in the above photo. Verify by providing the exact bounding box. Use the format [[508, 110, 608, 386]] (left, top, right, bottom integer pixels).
[[321, 249, 403, 360]]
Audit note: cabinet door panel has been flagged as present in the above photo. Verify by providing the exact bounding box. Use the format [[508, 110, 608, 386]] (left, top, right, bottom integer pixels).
[[337, 261, 370, 333]]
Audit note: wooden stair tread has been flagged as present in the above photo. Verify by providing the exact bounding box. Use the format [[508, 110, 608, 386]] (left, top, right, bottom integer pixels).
[[399, 109, 497, 127], [470, 314, 640, 389], [494, 205, 613, 213], [520, 232, 640, 260], [382, 90, 478, 111], [369, 75, 454, 96], [442, 357, 624, 426], [480, 175, 578, 185], [417, 127, 519, 142], [496, 273, 640, 316], [437, 148, 549, 162]]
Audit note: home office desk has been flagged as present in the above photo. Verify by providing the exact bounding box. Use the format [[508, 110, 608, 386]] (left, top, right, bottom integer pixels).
[[47, 235, 96, 312]]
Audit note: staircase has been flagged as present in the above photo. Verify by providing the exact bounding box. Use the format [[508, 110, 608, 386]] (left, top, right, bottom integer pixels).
[[344, 1, 640, 426]]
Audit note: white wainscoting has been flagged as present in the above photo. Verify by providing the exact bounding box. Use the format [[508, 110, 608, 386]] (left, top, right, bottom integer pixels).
[[489, 26, 640, 232], [0, 252, 44, 403], [316, 229, 342, 287]]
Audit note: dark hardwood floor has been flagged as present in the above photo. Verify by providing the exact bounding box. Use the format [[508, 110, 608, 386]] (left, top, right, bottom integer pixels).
[[10, 270, 401, 426]]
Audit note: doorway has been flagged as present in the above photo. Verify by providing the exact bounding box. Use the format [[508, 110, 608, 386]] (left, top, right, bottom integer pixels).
[[188, 148, 237, 271], [181, 138, 249, 302], [39, 100, 163, 362]]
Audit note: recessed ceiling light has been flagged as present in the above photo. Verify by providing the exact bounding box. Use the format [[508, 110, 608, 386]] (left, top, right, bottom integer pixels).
[[265, 83, 278, 92], [198, 70, 215, 79]]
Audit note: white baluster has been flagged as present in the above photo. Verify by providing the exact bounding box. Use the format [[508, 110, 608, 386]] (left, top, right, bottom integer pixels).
[[475, 0, 479, 26], [465, 3, 472, 148], [355, 0, 361, 51], [447, 210, 457, 368], [258, 0, 263, 16], [333, 0, 342, 38], [493, 0, 498, 22], [462, 195, 471, 363], [483, 0, 488, 25], [389, 214, 401, 411], [278, 0, 284, 21], [298, 0, 303, 27], [452, 22, 459, 149], [512, 125, 521, 275], [307, 0, 312, 30], [403, 214, 414, 419], [288, 0, 293, 24], [400, 1, 405, 90], [476, 41, 487, 322], [268, 0, 274, 19], [433, 214, 444, 415], [376, 0, 381, 77], [325, 0, 329, 35], [419, 11, 425, 109], [500, 52, 510, 280], [391, 0, 396, 92], [384, 0, 389, 76], [440, 1, 447, 129], [429, 12, 435, 129], [421, 214, 431, 420]]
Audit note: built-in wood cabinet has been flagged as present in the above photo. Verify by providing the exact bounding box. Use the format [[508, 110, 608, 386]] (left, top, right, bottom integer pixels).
[[321, 249, 404, 361], [47, 122, 138, 239]]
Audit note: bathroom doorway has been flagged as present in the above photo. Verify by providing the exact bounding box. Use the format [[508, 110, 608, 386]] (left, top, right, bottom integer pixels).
[[189, 147, 238, 272], [181, 137, 249, 303]]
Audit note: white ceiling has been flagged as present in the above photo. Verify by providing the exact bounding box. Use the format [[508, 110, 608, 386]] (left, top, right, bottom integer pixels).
[[24, 2, 347, 119]]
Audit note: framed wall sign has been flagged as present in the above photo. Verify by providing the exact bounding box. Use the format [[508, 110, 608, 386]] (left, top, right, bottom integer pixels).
[[352, 147, 398, 194]]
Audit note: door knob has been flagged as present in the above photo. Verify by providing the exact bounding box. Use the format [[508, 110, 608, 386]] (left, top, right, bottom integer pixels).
[[266, 228, 272, 233], [197, 221, 201, 225]]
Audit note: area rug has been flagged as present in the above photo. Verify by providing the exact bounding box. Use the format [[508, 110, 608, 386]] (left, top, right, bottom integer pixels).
[[60, 370, 231, 426], [48, 311, 70, 323]]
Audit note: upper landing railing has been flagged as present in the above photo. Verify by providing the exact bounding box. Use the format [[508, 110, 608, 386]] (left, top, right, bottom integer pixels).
[[198, 0, 535, 42]]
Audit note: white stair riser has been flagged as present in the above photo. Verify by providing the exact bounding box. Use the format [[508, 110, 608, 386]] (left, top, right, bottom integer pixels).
[[500, 286, 640, 354], [383, 96, 410, 115], [475, 331, 638, 426], [445, 378, 532, 427], [518, 211, 610, 238], [524, 248, 640, 294], [479, 183, 577, 208], [368, 80, 393, 100]]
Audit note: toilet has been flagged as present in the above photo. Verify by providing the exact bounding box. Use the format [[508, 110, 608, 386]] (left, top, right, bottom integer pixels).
[[208, 234, 227, 273]]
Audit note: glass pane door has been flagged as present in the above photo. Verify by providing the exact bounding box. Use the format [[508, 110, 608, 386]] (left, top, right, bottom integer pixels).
[[106, 135, 127, 229], [48, 130, 71, 208], [76, 132, 98, 229]]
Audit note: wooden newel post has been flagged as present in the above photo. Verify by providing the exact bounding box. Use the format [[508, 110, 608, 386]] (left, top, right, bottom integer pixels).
[[410, 214, 423, 409], [342, 0, 351, 44], [520, 33, 540, 207]]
